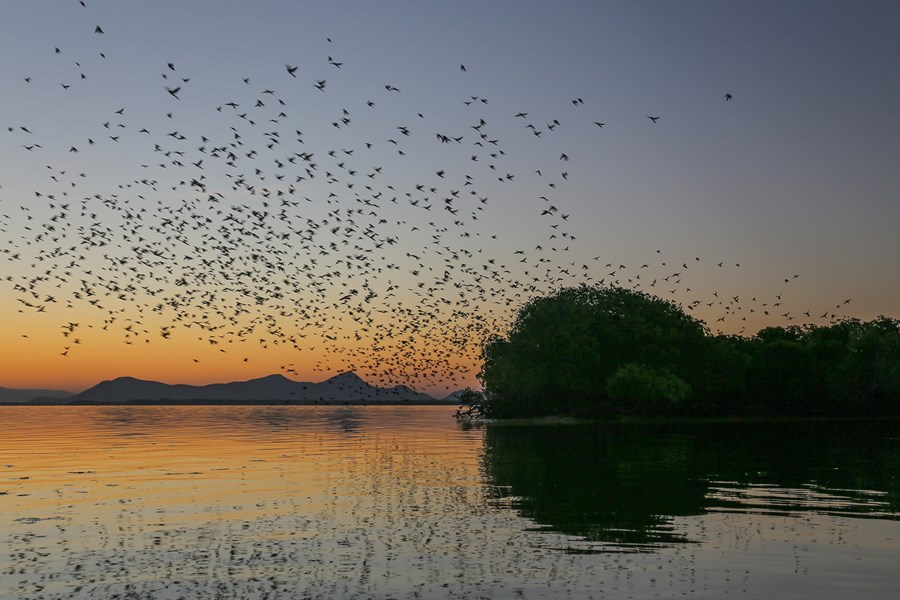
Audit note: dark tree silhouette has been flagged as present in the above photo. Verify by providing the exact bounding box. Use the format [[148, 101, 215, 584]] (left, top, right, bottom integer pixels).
[[468, 284, 899, 418]]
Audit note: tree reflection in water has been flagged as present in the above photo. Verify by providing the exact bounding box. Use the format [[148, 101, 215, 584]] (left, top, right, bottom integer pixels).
[[481, 419, 899, 551]]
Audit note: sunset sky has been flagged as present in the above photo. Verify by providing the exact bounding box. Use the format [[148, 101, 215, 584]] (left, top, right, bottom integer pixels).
[[1, 1, 898, 395]]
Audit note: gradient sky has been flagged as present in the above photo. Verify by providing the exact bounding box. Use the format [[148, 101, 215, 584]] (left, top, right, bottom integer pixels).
[[1, 1, 898, 395]]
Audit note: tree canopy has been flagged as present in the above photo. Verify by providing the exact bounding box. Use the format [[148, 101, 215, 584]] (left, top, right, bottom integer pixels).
[[468, 284, 899, 419]]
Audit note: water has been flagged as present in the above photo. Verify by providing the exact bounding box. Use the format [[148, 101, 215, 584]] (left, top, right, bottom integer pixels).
[[0, 406, 897, 599]]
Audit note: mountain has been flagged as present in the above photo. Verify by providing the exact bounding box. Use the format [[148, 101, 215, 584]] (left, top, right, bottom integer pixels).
[[440, 389, 470, 403], [64, 372, 453, 405], [0, 387, 74, 404]]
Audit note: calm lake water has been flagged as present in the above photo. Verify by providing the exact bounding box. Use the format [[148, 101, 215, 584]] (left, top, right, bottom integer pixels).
[[0, 406, 897, 599]]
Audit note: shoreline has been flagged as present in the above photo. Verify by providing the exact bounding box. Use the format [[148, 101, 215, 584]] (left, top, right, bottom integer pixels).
[[459, 414, 900, 426], [0, 399, 459, 407]]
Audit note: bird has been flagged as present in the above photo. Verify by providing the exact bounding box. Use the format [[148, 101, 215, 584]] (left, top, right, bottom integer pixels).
[[647, 115, 660, 123]]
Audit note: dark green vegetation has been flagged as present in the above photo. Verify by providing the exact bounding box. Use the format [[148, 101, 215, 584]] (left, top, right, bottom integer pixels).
[[482, 419, 899, 549], [465, 285, 899, 418]]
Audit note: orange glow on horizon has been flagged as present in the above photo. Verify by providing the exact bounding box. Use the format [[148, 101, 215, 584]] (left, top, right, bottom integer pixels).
[[0, 297, 481, 395]]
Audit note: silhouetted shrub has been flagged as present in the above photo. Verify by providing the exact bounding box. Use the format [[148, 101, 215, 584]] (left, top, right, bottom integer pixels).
[[605, 364, 691, 414]]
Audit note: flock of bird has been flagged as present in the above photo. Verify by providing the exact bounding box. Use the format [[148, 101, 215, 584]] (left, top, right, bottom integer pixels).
[[1, 5, 849, 392]]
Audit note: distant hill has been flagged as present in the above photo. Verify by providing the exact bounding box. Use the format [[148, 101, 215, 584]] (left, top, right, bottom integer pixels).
[[62, 372, 456, 405], [0, 387, 74, 404], [440, 389, 471, 403]]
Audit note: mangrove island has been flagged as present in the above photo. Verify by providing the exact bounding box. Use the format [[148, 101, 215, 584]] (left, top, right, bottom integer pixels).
[[459, 284, 900, 419]]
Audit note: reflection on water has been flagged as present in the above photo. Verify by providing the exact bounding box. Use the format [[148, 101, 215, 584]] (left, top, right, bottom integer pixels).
[[0, 407, 897, 599], [483, 420, 899, 553], [483, 423, 707, 548]]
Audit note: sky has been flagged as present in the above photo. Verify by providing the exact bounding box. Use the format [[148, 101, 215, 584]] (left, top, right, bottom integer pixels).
[[1, 1, 898, 395]]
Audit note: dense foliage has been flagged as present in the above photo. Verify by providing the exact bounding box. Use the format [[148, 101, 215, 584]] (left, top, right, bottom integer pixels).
[[468, 284, 900, 418]]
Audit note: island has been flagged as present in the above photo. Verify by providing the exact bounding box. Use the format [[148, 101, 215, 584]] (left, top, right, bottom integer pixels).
[[459, 284, 900, 419]]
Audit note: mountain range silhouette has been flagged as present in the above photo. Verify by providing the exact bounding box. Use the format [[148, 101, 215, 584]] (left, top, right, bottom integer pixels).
[[2, 373, 459, 405], [0, 386, 73, 404]]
